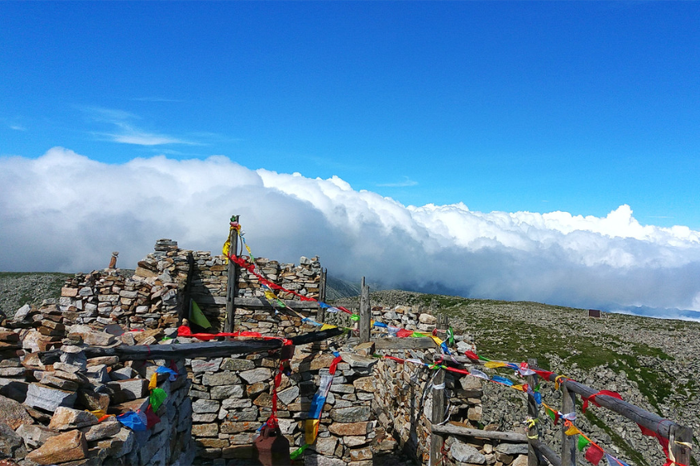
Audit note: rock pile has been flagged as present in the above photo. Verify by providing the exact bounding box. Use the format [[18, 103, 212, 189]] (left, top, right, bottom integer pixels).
[[0, 313, 194, 465]]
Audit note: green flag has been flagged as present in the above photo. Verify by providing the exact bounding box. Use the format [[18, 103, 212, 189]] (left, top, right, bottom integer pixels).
[[190, 300, 212, 329], [577, 435, 591, 452]]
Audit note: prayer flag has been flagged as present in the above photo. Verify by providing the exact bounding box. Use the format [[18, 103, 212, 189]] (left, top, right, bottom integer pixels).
[[149, 387, 167, 412], [189, 300, 212, 329], [586, 444, 605, 466], [545, 406, 559, 425], [564, 424, 580, 436], [577, 435, 591, 451], [148, 373, 158, 391]]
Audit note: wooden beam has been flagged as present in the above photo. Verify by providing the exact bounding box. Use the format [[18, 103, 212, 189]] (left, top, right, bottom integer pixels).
[[531, 440, 562, 466], [39, 339, 282, 364], [359, 277, 370, 343], [429, 369, 446, 466], [318, 268, 327, 323], [38, 328, 344, 364], [224, 214, 239, 332], [534, 368, 686, 440], [431, 424, 528, 443], [527, 358, 544, 466], [374, 338, 437, 350], [234, 297, 319, 310], [561, 383, 576, 466]]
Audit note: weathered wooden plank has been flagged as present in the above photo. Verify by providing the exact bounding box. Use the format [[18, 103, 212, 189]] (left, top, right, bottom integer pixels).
[[318, 268, 327, 323], [561, 383, 576, 466], [225, 214, 239, 333], [38, 328, 344, 364], [431, 424, 528, 443], [232, 297, 319, 310], [359, 277, 371, 343], [527, 358, 544, 466], [531, 439, 562, 466], [429, 369, 446, 466], [374, 338, 436, 350], [670, 424, 693, 466], [39, 339, 283, 364], [289, 327, 344, 345]]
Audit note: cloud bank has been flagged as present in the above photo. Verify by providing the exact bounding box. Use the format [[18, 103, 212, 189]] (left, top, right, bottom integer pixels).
[[2, 147, 700, 314]]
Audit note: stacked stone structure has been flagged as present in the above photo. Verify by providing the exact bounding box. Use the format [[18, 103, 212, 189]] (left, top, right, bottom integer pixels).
[[0, 239, 532, 466]]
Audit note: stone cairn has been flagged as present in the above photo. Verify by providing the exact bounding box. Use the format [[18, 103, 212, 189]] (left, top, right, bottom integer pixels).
[[0, 239, 532, 466]]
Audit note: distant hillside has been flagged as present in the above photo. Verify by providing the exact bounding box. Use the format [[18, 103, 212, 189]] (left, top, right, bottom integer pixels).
[[334, 289, 699, 466], [0, 272, 72, 318]]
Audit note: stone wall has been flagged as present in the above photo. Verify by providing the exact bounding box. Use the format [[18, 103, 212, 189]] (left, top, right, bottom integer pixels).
[[0, 305, 195, 466], [0, 239, 533, 466]]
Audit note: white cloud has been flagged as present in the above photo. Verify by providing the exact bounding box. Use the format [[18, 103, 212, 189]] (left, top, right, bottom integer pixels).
[[9, 124, 27, 131], [80, 106, 198, 146], [377, 176, 419, 187], [2, 147, 700, 314]]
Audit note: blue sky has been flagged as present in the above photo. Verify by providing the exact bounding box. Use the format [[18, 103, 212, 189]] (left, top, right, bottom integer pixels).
[[2, 1, 698, 227], [2, 2, 700, 315]]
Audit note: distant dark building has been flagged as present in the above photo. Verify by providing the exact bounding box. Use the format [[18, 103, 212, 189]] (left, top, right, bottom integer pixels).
[[588, 309, 602, 318]]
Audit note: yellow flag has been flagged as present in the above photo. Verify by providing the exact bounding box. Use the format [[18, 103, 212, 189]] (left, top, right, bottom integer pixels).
[[305, 419, 320, 445], [89, 409, 107, 418], [149, 372, 158, 391], [320, 324, 337, 331], [564, 424, 580, 436], [512, 384, 526, 392], [430, 335, 444, 346], [485, 361, 509, 369]]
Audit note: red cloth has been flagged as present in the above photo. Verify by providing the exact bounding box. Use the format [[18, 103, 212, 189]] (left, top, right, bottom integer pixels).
[[145, 406, 161, 429], [465, 351, 480, 360], [396, 329, 413, 338], [585, 444, 604, 465], [582, 390, 622, 413], [328, 356, 342, 375], [533, 369, 555, 380]]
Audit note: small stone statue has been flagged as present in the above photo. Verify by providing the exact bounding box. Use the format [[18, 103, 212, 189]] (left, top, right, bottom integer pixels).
[[108, 251, 119, 269]]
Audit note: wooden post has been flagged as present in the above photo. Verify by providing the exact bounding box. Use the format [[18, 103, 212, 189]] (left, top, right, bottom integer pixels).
[[224, 215, 240, 333], [561, 382, 576, 466], [359, 277, 371, 343], [318, 268, 327, 323], [669, 424, 693, 466], [527, 358, 544, 466], [430, 368, 446, 466]]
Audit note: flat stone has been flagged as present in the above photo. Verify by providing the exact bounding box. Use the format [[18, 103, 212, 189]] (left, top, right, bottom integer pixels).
[[0, 423, 25, 459], [192, 399, 220, 413], [192, 413, 218, 423], [110, 367, 138, 381], [67, 325, 117, 346], [328, 422, 370, 436], [329, 383, 355, 394], [80, 417, 121, 441], [495, 443, 529, 456], [309, 354, 336, 371], [97, 427, 133, 458], [512, 454, 529, 466], [40, 373, 80, 391], [314, 436, 337, 455], [344, 436, 369, 447], [330, 406, 371, 423], [221, 358, 255, 371], [210, 385, 244, 400], [85, 364, 110, 384], [24, 383, 77, 412], [49, 407, 98, 430], [277, 386, 299, 406], [451, 440, 486, 464], [77, 389, 110, 411], [191, 358, 223, 373], [191, 422, 219, 437], [16, 423, 61, 449], [202, 371, 240, 386], [339, 352, 377, 369], [352, 377, 376, 392], [26, 429, 87, 465], [220, 421, 258, 434], [349, 447, 372, 461], [0, 366, 25, 377], [239, 367, 272, 384], [0, 393, 33, 429], [304, 454, 346, 466], [106, 378, 148, 403]]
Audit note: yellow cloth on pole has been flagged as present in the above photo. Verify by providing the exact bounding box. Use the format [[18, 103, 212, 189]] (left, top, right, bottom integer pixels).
[[149, 373, 158, 391], [305, 419, 320, 445]]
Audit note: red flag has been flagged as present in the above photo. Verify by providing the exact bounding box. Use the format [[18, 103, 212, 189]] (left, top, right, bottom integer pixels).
[[465, 351, 480, 360], [582, 390, 622, 413], [329, 356, 342, 375], [585, 444, 604, 466]]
